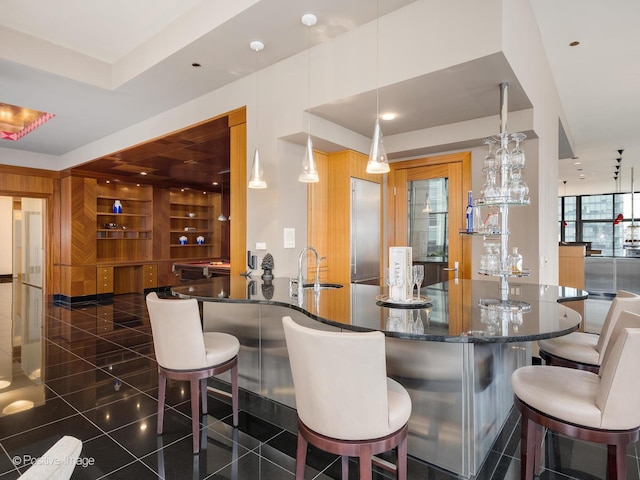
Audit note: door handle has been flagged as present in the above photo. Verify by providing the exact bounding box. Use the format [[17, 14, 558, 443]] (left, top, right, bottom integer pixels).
[[443, 261, 459, 280]]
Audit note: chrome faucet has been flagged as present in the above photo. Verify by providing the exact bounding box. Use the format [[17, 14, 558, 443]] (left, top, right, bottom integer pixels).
[[297, 246, 319, 295]]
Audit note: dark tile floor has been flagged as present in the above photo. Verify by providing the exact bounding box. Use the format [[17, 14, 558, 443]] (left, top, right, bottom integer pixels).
[[0, 287, 638, 479]]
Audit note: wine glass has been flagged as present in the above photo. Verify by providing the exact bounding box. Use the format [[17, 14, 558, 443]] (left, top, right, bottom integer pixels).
[[494, 133, 510, 167], [510, 132, 526, 168], [412, 265, 424, 301], [483, 137, 498, 170], [386, 266, 401, 301]]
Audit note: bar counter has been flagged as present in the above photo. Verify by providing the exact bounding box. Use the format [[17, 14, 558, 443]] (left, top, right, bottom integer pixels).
[[172, 277, 585, 478]]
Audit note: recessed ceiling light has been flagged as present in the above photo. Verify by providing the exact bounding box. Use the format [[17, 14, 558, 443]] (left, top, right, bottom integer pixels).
[[212, 182, 218, 186], [301, 13, 317, 26], [140, 172, 147, 176], [569, 41, 580, 47], [250, 40, 264, 52], [573, 161, 581, 165], [381, 113, 396, 121]]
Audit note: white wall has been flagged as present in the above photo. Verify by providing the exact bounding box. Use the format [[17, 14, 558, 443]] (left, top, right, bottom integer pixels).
[[0, 0, 566, 280], [0, 197, 12, 275]]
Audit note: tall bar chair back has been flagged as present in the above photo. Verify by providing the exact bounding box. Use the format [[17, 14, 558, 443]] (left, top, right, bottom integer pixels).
[[538, 290, 640, 372], [282, 316, 411, 480], [146, 292, 239, 453], [514, 311, 640, 480]]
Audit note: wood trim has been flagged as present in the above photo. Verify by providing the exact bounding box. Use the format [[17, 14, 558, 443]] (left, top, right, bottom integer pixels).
[[229, 118, 246, 276], [388, 151, 472, 280]]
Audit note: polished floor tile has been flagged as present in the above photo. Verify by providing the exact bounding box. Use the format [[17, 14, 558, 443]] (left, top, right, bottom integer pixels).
[[0, 283, 638, 479]]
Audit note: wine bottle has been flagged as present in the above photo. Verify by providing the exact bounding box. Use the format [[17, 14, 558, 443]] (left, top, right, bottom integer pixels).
[[466, 191, 474, 232]]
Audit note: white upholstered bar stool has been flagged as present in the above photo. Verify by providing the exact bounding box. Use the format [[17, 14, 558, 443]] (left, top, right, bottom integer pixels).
[[538, 290, 640, 372], [513, 311, 640, 480], [146, 292, 239, 454], [282, 316, 412, 480], [18, 436, 82, 480]]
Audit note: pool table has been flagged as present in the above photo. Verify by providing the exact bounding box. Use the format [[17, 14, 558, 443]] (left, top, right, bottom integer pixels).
[[172, 260, 231, 281]]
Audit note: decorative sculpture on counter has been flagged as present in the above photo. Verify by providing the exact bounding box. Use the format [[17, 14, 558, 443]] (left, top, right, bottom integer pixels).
[[261, 282, 274, 300], [261, 253, 274, 280]]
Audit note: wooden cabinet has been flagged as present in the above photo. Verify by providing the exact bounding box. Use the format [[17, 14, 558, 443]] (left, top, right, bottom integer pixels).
[[168, 190, 222, 260], [96, 266, 114, 294], [96, 183, 153, 263], [143, 264, 157, 289]]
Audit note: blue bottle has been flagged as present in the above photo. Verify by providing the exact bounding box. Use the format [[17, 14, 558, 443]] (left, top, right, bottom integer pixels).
[[466, 191, 474, 232], [112, 200, 122, 214]]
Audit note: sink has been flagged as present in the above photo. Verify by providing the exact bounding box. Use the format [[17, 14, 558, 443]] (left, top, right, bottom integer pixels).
[[302, 283, 343, 290]]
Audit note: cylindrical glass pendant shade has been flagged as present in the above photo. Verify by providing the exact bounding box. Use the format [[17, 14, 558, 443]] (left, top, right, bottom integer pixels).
[[298, 136, 319, 183], [248, 148, 267, 189], [366, 120, 390, 174]]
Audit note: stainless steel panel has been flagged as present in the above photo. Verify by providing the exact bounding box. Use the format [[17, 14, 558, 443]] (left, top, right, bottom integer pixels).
[[585, 257, 615, 294], [615, 258, 640, 293], [351, 178, 381, 282]]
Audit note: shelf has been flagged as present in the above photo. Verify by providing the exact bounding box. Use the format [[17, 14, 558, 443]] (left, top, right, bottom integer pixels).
[[98, 212, 149, 217], [97, 195, 151, 202], [170, 229, 213, 233], [474, 198, 530, 207], [170, 244, 213, 247], [478, 268, 531, 277], [459, 229, 504, 236]]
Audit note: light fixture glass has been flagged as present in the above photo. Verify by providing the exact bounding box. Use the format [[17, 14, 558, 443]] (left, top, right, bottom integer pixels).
[[218, 177, 227, 221], [248, 148, 266, 188], [248, 40, 267, 189], [367, 119, 389, 174], [299, 136, 319, 183], [299, 13, 319, 184], [366, 2, 390, 175], [422, 191, 432, 213]]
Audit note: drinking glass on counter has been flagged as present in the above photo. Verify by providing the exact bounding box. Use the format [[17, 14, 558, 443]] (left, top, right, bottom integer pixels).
[[412, 265, 424, 300]]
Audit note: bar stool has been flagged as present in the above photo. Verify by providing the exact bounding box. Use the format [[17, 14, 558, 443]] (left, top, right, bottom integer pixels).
[[513, 311, 640, 480], [538, 290, 640, 372], [146, 292, 239, 453], [282, 316, 412, 480]]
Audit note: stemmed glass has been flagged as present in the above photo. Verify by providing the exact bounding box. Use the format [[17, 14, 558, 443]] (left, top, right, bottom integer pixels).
[[483, 137, 498, 170], [386, 267, 401, 301], [510, 133, 526, 168], [494, 133, 510, 167], [412, 265, 424, 301]]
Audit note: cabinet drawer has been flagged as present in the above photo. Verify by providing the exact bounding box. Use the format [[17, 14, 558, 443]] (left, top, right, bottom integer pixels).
[[143, 264, 157, 288], [97, 266, 114, 294]]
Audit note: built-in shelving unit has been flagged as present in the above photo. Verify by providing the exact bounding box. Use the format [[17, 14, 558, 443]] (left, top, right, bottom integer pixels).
[[168, 190, 220, 260], [96, 183, 153, 262]]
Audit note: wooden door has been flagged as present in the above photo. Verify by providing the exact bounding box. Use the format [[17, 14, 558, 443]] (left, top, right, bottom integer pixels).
[[388, 152, 472, 281]]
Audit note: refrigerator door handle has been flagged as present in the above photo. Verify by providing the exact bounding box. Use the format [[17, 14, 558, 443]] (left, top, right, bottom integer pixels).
[[351, 181, 357, 276]]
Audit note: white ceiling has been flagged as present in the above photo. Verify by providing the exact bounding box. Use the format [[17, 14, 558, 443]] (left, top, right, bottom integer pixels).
[[0, 0, 638, 195]]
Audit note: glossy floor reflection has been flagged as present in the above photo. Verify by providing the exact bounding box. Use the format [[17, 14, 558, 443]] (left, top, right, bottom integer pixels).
[[0, 285, 638, 479]]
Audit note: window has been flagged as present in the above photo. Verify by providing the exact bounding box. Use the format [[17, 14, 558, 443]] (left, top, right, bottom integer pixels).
[[559, 192, 640, 257]]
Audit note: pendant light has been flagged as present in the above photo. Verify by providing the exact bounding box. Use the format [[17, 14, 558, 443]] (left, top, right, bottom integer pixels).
[[422, 190, 432, 213], [299, 13, 319, 183], [248, 40, 267, 189], [218, 172, 228, 222], [366, 1, 390, 174]]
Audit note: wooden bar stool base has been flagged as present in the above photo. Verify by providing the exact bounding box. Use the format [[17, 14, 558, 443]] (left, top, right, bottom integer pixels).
[[295, 419, 408, 480], [539, 349, 599, 373], [515, 396, 639, 480], [157, 356, 238, 454]]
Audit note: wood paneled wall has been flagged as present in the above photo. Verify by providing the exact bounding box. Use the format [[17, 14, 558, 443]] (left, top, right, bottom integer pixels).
[[0, 165, 58, 299]]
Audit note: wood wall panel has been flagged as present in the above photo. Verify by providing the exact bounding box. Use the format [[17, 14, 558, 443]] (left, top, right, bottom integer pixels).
[[0, 165, 56, 195], [59, 265, 97, 297], [309, 150, 383, 288], [153, 188, 170, 260], [229, 119, 246, 276]]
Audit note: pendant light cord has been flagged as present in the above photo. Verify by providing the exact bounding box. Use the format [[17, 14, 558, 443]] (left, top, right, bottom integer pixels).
[[375, 0, 380, 119], [307, 24, 311, 136]]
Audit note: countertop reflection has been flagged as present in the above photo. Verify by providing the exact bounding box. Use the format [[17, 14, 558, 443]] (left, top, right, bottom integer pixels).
[[172, 277, 586, 343]]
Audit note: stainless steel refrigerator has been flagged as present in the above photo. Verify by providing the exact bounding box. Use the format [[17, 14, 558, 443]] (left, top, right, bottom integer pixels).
[[350, 177, 381, 284]]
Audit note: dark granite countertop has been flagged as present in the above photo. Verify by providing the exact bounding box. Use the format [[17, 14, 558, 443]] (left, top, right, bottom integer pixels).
[[172, 277, 586, 343]]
